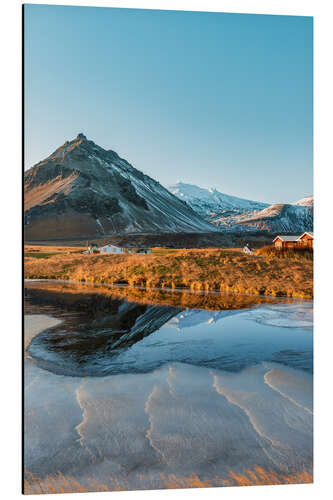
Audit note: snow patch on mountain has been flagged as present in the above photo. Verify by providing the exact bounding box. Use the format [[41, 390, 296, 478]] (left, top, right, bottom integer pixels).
[[294, 196, 314, 207], [168, 182, 313, 233], [218, 203, 313, 233], [168, 182, 268, 219]]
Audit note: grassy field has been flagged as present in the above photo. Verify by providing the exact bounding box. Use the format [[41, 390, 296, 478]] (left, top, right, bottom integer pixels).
[[25, 245, 313, 299], [24, 245, 85, 259], [256, 245, 313, 261]]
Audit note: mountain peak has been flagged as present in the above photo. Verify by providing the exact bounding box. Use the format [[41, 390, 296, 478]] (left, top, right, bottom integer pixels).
[[76, 132, 87, 140], [25, 137, 215, 239]]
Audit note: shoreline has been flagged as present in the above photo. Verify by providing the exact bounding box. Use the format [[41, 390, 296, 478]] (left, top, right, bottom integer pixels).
[[25, 278, 313, 302], [25, 279, 312, 314], [24, 314, 62, 351]]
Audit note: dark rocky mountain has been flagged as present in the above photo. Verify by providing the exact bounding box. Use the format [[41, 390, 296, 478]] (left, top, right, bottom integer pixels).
[[24, 134, 215, 240]]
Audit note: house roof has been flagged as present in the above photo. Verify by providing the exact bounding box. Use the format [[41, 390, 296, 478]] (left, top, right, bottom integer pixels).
[[273, 235, 300, 242], [297, 232, 313, 239], [100, 243, 122, 249]]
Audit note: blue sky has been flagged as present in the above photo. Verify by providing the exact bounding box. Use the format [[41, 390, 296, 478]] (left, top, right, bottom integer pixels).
[[24, 5, 313, 204]]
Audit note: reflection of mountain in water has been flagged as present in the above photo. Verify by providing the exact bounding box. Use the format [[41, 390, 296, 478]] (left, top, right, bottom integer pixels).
[[25, 282, 313, 377], [166, 309, 243, 330], [26, 286, 180, 376]]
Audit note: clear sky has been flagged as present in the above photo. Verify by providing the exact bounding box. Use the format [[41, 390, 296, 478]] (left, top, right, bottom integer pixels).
[[24, 5, 313, 204]]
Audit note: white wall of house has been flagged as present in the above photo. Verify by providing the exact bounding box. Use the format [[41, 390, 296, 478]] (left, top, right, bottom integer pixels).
[[100, 245, 124, 254]]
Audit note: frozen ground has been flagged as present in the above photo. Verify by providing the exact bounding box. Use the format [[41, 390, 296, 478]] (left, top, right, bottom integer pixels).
[[24, 300, 313, 493], [243, 302, 313, 330]]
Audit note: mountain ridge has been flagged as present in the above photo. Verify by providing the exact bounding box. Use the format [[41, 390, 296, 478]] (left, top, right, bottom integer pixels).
[[168, 182, 269, 218], [24, 134, 216, 240], [24, 137, 313, 241], [168, 182, 313, 234]]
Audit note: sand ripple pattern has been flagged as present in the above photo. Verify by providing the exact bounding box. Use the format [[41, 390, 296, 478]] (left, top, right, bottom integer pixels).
[[25, 360, 312, 489]]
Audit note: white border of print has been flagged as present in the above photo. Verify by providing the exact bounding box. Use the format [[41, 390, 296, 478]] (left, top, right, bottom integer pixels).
[[1, 1, 332, 500]]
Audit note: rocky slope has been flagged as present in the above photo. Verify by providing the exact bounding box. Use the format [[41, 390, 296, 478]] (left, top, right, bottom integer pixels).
[[24, 134, 215, 240]]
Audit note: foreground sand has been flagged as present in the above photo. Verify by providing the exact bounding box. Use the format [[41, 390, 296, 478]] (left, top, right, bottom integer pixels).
[[24, 311, 313, 494]]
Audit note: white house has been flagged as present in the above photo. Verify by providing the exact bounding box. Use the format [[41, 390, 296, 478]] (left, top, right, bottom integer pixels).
[[99, 244, 125, 254]]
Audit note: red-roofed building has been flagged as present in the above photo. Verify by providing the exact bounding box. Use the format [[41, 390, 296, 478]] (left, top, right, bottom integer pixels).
[[273, 232, 314, 250], [273, 235, 300, 249], [297, 232, 314, 249]]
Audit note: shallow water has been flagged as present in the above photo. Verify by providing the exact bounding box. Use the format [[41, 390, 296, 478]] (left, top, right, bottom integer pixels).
[[24, 282, 313, 492], [25, 283, 313, 376]]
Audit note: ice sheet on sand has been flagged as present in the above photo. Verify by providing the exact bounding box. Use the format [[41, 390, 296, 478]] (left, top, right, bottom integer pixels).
[[212, 363, 312, 471], [263, 362, 313, 413], [24, 314, 312, 491], [244, 303, 313, 330], [25, 363, 312, 487]]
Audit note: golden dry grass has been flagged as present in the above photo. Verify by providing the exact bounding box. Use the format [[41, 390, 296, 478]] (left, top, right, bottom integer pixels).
[[24, 466, 313, 494], [256, 245, 313, 261], [25, 244, 85, 254], [24, 247, 313, 299]]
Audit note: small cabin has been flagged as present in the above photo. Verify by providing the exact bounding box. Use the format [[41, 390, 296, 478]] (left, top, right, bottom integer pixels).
[[99, 244, 125, 254], [273, 233, 314, 250], [297, 232, 314, 249], [273, 235, 300, 249]]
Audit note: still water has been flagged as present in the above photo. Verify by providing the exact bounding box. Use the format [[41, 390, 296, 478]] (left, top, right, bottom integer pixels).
[[25, 282, 312, 376]]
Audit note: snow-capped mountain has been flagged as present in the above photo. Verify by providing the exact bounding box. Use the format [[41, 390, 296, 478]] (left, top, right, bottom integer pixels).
[[294, 195, 314, 207], [168, 182, 268, 220], [24, 134, 215, 240], [168, 182, 313, 233], [217, 203, 313, 233]]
